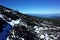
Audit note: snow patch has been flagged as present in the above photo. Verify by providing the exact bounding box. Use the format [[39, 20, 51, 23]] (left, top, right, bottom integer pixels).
[[0, 14, 3, 18]]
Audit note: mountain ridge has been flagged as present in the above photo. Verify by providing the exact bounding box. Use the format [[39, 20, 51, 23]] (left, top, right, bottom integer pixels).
[[0, 5, 60, 40]]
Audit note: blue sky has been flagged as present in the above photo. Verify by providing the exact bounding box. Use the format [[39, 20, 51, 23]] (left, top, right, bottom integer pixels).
[[0, 0, 60, 14]]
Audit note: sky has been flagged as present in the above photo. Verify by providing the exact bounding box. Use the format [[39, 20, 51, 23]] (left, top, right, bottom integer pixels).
[[0, 0, 60, 14]]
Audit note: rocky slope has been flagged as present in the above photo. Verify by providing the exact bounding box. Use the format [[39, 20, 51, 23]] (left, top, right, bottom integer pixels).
[[0, 5, 60, 40]]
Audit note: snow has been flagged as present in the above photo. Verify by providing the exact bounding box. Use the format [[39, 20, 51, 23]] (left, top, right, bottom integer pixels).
[[19, 38, 25, 40], [40, 35, 45, 39], [5, 10, 10, 12], [44, 27, 48, 30], [7, 37, 10, 40], [11, 20, 20, 24], [0, 14, 3, 18], [41, 23, 45, 26], [19, 21, 27, 27], [8, 19, 21, 26]]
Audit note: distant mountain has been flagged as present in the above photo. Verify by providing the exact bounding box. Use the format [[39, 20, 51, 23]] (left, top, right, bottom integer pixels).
[[28, 13, 60, 20]]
